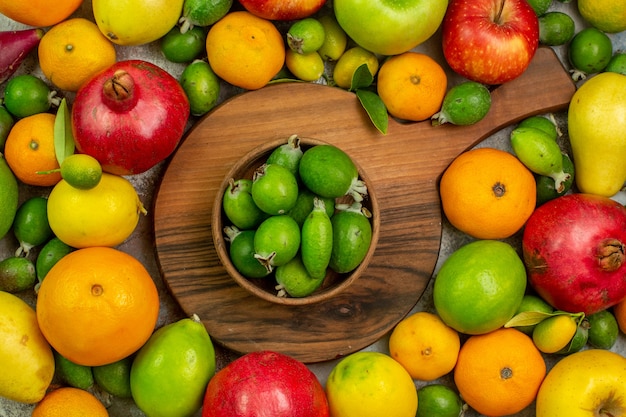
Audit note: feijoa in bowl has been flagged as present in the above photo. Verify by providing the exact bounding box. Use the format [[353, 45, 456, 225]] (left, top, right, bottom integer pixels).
[[212, 136, 379, 306]]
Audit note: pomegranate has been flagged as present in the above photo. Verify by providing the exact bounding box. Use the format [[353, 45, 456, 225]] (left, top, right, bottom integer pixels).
[[202, 350, 329, 417], [72, 60, 189, 175], [522, 193, 626, 315]]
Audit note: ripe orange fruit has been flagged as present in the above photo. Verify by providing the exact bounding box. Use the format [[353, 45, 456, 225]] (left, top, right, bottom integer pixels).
[[206, 11, 285, 90], [454, 328, 546, 416], [0, 0, 83, 27], [439, 147, 536, 239], [377, 51, 448, 122], [388, 311, 460, 381], [612, 297, 626, 334], [36, 247, 160, 367], [32, 387, 109, 417], [38, 18, 117, 92], [4, 113, 61, 187]]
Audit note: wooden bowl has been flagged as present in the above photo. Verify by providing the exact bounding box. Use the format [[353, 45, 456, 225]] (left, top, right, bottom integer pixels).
[[212, 136, 380, 306]]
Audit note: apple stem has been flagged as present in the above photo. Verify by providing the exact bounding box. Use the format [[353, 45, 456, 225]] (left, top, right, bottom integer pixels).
[[495, 0, 506, 24]]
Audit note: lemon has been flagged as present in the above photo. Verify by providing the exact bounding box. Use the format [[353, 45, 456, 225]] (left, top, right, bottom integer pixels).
[[332, 46, 379, 89], [532, 314, 578, 354], [578, 0, 626, 33], [0, 291, 55, 403], [92, 0, 184, 45], [47, 173, 147, 248]]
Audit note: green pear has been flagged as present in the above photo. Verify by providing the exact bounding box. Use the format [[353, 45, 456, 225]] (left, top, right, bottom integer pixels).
[[568, 72, 626, 197], [130, 314, 216, 417]]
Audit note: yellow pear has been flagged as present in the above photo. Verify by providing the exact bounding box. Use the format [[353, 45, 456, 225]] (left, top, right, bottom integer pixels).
[[0, 291, 55, 403], [568, 72, 626, 197]]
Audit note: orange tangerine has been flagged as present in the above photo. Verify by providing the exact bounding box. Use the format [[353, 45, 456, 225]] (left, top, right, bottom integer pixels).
[[613, 297, 626, 334], [439, 147, 536, 239], [377, 51, 447, 122], [454, 328, 546, 416], [36, 247, 160, 366], [206, 11, 285, 90], [38, 18, 117, 92], [32, 387, 109, 417], [3, 113, 61, 187], [0, 0, 83, 27], [388, 311, 460, 381]]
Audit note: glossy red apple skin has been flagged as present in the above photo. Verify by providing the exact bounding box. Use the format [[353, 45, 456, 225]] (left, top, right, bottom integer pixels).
[[442, 0, 539, 85], [72, 60, 189, 176], [202, 350, 329, 417], [523, 193, 626, 315], [237, 0, 326, 20]]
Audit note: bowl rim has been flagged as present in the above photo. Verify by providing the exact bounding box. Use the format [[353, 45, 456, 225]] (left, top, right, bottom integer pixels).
[[211, 135, 380, 306]]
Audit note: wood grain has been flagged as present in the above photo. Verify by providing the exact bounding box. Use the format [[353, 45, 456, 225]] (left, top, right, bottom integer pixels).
[[153, 47, 576, 363]]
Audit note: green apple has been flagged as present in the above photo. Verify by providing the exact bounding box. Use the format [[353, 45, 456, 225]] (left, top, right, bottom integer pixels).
[[333, 0, 448, 56], [536, 349, 626, 417]]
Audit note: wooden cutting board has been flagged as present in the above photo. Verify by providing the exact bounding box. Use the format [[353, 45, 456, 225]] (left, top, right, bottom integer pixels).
[[153, 47, 576, 363]]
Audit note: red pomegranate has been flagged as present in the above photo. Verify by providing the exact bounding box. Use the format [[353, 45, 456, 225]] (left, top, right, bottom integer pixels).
[[72, 60, 189, 175], [522, 193, 626, 315], [202, 350, 329, 417]]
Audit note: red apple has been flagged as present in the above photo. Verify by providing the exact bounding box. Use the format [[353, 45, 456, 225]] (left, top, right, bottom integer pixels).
[[202, 350, 329, 417], [237, 0, 326, 20], [441, 0, 539, 85]]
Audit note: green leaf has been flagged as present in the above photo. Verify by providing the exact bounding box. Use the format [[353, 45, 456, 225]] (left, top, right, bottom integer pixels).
[[350, 63, 374, 92], [356, 89, 388, 135], [504, 311, 556, 328], [54, 98, 75, 166]]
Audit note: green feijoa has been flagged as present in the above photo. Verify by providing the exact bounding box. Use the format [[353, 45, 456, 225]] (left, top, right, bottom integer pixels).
[[54, 350, 94, 390], [275, 254, 325, 298], [536, 153, 575, 206], [510, 126, 570, 193], [93, 356, 133, 398], [251, 163, 299, 215], [557, 319, 589, 355], [0, 105, 15, 151], [538, 12, 575, 46], [527, 0, 552, 16], [36, 237, 74, 283], [253, 215, 301, 273], [569, 27, 613, 81], [431, 81, 491, 126], [266, 135, 304, 180], [299, 144, 367, 201], [287, 18, 326, 54], [224, 226, 270, 279], [0, 256, 36, 293], [518, 115, 559, 141], [13, 196, 54, 257], [329, 203, 372, 274], [301, 197, 333, 280], [179, 0, 232, 32], [587, 309, 619, 350], [161, 26, 207, 63], [3, 74, 56, 118], [606, 52, 626, 75], [0, 155, 19, 240], [180, 60, 220, 116], [287, 188, 334, 227], [222, 178, 268, 230]]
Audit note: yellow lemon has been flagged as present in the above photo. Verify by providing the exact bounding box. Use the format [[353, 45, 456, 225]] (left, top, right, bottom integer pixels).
[[92, 0, 184, 46], [532, 314, 578, 354], [38, 18, 116, 92], [332, 46, 379, 89], [47, 173, 146, 248], [578, 0, 626, 33], [326, 351, 417, 417], [0, 291, 55, 404]]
